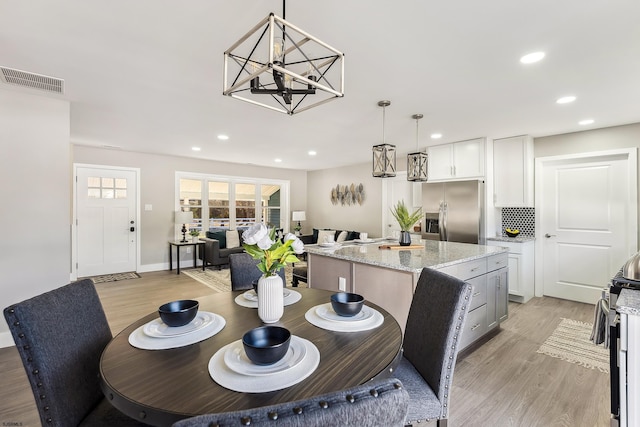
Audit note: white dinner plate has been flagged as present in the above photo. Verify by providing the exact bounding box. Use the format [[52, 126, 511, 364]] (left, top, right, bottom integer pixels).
[[315, 303, 374, 323], [129, 312, 226, 350], [319, 242, 338, 248], [143, 311, 214, 338], [243, 288, 291, 302], [209, 336, 320, 393], [223, 337, 307, 376], [353, 239, 374, 244]]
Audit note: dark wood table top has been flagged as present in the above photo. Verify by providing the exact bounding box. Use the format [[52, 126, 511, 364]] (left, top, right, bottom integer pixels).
[[99, 288, 403, 426]]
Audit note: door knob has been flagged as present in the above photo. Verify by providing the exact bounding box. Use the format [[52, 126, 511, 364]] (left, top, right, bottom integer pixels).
[[544, 233, 556, 238]]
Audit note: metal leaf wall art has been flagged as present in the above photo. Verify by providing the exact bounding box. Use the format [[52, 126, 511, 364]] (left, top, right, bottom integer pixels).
[[331, 183, 365, 206]]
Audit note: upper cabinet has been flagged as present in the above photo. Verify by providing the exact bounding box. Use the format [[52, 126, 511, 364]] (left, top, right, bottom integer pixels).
[[427, 138, 485, 181], [493, 135, 534, 207]]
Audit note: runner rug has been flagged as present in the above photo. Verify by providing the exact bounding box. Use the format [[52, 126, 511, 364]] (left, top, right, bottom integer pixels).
[[536, 317, 609, 373]]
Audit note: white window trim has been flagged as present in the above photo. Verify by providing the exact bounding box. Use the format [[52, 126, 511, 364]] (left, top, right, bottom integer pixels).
[[175, 171, 290, 234]]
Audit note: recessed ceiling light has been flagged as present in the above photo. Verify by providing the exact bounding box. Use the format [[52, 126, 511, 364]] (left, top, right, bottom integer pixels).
[[556, 96, 576, 104], [579, 119, 594, 125], [217, 134, 229, 141], [430, 133, 442, 139], [308, 150, 317, 156], [274, 158, 282, 163], [520, 51, 545, 64], [192, 146, 201, 151]]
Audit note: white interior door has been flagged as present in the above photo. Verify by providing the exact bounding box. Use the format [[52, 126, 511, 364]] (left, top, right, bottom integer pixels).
[[538, 150, 637, 303], [75, 165, 138, 277], [382, 172, 417, 238]]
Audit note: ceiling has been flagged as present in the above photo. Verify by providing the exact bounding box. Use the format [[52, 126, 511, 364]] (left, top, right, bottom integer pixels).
[[2, 1, 639, 171]]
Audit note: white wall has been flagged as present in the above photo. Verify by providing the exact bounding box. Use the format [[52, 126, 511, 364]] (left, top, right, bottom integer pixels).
[[307, 161, 384, 236], [72, 146, 309, 270], [0, 88, 71, 347]]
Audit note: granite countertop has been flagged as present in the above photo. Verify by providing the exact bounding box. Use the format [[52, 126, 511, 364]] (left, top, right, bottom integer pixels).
[[616, 289, 640, 316], [487, 236, 536, 243], [305, 239, 507, 274]]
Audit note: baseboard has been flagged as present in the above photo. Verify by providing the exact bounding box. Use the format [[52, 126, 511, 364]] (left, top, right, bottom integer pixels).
[[0, 331, 15, 349]]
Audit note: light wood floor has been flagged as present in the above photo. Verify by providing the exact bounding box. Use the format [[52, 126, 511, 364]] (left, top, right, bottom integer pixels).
[[0, 270, 610, 426]]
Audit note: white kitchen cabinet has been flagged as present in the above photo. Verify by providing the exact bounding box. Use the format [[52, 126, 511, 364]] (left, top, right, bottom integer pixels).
[[427, 138, 485, 181], [493, 135, 534, 207], [487, 238, 534, 303], [620, 312, 640, 426]]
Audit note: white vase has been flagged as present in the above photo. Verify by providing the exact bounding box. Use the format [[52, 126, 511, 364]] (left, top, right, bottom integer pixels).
[[257, 274, 284, 323], [192, 236, 199, 243]]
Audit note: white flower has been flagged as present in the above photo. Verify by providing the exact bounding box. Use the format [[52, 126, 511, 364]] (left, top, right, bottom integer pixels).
[[291, 238, 304, 254], [242, 223, 268, 245], [257, 234, 274, 250], [284, 233, 296, 242]]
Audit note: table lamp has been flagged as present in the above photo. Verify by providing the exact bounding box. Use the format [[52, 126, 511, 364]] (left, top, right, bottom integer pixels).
[[292, 211, 306, 236], [175, 211, 194, 242]]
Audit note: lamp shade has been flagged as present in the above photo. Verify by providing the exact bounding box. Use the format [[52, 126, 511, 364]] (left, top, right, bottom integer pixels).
[[175, 210, 193, 224], [292, 211, 306, 221]]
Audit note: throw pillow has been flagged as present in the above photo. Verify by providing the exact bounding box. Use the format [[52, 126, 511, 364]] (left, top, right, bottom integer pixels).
[[336, 230, 348, 243], [317, 229, 336, 244], [206, 230, 227, 249], [226, 230, 240, 249]]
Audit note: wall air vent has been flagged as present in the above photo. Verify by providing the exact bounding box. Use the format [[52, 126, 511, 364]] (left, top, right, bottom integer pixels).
[[0, 66, 64, 94]]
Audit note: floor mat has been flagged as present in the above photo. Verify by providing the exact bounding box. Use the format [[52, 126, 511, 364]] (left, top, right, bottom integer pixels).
[[536, 317, 609, 373], [90, 272, 141, 284]]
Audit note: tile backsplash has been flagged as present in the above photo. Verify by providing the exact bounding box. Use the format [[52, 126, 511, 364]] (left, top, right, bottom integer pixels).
[[501, 207, 535, 236]]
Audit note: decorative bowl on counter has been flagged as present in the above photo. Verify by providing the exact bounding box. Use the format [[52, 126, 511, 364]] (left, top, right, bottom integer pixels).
[[505, 228, 520, 238]]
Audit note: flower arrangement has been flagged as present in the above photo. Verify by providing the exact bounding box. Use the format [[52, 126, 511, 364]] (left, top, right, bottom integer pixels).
[[242, 223, 305, 277]]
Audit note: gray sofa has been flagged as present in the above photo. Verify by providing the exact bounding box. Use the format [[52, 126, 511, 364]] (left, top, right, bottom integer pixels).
[[199, 229, 245, 269]]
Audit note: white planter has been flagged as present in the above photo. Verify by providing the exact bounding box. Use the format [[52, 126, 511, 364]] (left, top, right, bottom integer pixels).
[[192, 236, 199, 243], [257, 274, 284, 323]]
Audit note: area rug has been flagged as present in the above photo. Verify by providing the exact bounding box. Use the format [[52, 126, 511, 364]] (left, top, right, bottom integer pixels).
[[182, 264, 304, 293], [536, 318, 609, 373], [90, 272, 141, 284]]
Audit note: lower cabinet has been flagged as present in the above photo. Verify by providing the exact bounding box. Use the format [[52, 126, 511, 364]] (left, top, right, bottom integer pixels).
[[441, 252, 509, 351]]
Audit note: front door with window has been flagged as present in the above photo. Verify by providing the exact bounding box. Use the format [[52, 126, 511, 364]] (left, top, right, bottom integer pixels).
[[75, 166, 138, 277]]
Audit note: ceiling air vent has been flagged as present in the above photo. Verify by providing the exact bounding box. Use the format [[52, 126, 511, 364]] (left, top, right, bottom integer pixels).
[[0, 66, 64, 94]]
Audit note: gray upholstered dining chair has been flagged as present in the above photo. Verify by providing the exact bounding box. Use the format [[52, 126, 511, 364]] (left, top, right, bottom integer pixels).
[[3, 279, 148, 427], [229, 252, 285, 291], [394, 268, 473, 427], [172, 377, 409, 427]]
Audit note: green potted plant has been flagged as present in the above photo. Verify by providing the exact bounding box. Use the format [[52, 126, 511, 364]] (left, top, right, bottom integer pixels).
[[390, 200, 423, 246], [189, 229, 200, 243]]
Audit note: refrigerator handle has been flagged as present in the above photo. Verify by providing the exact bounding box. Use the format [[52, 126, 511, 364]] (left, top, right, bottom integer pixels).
[[438, 201, 446, 241], [443, 202, 448, 241]]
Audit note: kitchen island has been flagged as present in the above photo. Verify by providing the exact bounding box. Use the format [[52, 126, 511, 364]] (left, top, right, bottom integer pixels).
[[306, 239, 508, 350]]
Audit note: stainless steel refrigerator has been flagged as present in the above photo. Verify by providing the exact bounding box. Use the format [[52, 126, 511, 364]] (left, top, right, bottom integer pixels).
[[421, 180, 485, 244]]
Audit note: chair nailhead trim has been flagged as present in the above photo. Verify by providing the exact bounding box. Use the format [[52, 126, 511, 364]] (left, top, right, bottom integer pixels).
[[293, 407, 303, 415], [394, 382, 402, 389], [370, 389, 379, 397], [268, 410, 278, 420], [208, 423, 220, 427], [346, 394, 355, 403], [319, 400, 329, 409], [240, 415, 251, 425]]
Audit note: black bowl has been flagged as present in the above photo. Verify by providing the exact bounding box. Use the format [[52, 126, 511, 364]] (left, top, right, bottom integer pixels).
[[330, 292, 365, 317], [158, 300, 199, 327], [242, 326, 291, 365]]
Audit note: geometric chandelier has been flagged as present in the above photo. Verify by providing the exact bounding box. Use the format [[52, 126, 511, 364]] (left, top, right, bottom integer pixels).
[[372, 100, 397, 178], [407, 113, 428, 182], [223, 2, 344, 115]]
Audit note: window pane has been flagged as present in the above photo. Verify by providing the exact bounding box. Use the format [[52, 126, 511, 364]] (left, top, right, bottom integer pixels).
[[115, 178, 127, 189], [236, 183, 255, 227], [88, 177, 100, 187], [102, 188, 114, 199], [180, 179, 202, 207], [208, 181, 230, 229], [262, 208, 281, 228], [88, 188, 100, 198], [261, 184, 281, 228], [102, 177, 114, 188], [115, 189, 127, 199]]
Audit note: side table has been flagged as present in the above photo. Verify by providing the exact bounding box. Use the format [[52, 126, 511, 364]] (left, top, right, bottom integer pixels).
[[168, 240, 205, 275]]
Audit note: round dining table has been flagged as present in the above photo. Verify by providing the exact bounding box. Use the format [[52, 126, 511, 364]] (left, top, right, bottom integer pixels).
[[99, 287, 403, 426]]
